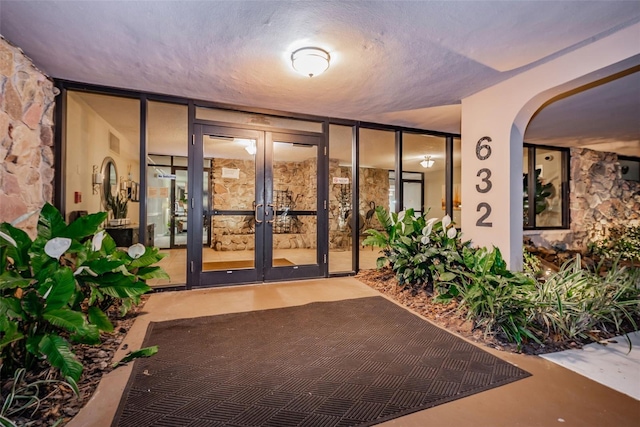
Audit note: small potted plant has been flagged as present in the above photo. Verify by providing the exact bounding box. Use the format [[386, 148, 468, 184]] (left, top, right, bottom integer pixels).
[[106, 192, 129, 226]]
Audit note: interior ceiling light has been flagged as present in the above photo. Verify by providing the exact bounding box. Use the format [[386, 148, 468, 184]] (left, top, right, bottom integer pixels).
[[420, 156, 434, 168], [291, 47, 330, 77]]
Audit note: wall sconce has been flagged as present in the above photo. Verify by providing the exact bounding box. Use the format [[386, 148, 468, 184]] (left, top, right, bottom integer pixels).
[[420, 156, 434, 168], [291, 47, 331, 77], [92, 165, 103, 194]]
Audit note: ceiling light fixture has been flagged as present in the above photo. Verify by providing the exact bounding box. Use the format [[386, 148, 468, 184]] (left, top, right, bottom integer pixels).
[[291, 47, 330, 77], [420, 156, 434, 168]]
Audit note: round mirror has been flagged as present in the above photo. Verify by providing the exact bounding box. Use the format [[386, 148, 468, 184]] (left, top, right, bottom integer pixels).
[[101, 157, 118, 210]]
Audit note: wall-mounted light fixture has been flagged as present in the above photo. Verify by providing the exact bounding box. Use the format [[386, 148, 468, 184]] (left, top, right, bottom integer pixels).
[[420, 156, 434, 168], [291, 47, 330, 77], [92, 165, 103, 194]]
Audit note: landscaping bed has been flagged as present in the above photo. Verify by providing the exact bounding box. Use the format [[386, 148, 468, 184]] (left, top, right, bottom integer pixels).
[[1, 298, 147, 426]]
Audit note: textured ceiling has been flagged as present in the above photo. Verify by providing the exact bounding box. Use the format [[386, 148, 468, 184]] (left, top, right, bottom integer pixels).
[[1, 1, 639, 155]]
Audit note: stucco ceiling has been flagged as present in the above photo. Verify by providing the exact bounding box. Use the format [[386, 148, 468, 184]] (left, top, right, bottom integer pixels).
[[1, 1, 639, 156]]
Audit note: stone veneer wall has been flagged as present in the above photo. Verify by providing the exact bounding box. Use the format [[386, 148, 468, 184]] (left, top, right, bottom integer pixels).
[[211, 157, 317, 251], [0, 36, 56, 237], [531, 147, 640, 250]]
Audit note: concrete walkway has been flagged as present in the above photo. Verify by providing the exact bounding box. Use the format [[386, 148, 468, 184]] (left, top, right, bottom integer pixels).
[[70, 278, 640, 427]]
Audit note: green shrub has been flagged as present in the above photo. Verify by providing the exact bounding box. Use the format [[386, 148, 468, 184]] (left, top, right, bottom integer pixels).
[[0, 203, 168, 386], [529, 256, 640, 343], [590, 224, 640, 263], [450, 246, 539, 347], [362, 207, 468, 291]]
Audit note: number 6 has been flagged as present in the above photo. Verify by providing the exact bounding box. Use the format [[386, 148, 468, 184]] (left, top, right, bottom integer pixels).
[[476, 136, 492, 160]]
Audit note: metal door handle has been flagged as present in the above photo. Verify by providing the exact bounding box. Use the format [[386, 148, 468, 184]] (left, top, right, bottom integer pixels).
[[266, 203, 275, 224], [254, 203, 263, 224]]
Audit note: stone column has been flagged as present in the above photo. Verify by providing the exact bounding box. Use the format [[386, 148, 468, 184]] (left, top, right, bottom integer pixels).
[[0, 36, 57, 237]]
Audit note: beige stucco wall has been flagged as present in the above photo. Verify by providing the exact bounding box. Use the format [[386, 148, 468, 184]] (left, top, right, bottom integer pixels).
[[0, 36, 56, 236]]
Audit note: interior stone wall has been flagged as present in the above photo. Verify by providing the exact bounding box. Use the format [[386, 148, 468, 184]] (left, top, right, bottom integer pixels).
[[0, 36, 56, 236], [210, 157, 317, 250], [533, 147, 640, 250]]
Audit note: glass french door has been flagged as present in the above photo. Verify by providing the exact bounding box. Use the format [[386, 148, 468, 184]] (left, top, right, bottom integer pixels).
[[189, 124, 324, 287]]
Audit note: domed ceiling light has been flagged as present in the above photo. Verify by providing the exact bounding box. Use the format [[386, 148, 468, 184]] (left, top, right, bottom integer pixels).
[[291, 47, 330, 77]]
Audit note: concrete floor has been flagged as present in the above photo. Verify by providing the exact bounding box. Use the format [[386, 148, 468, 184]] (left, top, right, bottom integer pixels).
[[70, 278, 640, 427]]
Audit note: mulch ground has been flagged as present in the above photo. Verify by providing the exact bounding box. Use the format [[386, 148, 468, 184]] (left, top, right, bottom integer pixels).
[[354, 269, 583, 356]]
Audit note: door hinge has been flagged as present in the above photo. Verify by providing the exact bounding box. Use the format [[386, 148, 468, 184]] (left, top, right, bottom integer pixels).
[[191, 134, 195, 145], [191, 197, 194, 209], [323, 254, 327, 264], [190, 261, 194, 273], [324, 146, 327, 156], [323, 200, 327, 210]]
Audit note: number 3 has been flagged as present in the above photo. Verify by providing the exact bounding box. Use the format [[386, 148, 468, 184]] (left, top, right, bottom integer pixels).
[[475, 168, 492, 193]]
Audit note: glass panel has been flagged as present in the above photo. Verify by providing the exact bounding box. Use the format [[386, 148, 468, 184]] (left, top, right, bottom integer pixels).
[[148, 154, 171, 165], [272, 140, 317, 266], [453, 138, 462, 226], [206, 215, 256, 270], [173, 169, 188, 246], [402, 133, 446, 222], [523, 147, 530, 227], [359, 128, 395, 270], [65, 91, 140, 222], [403, 181, 422, 214], [173, 157, 188, 167], [535, 148, 563, 227], [329, 124, 354, 273], [147, 101, 188, 287], [196, 107, 322, 133], [206, 134, 256, 269]]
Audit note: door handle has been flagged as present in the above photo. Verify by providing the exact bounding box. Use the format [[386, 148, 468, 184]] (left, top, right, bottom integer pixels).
[[266, 203, 275, 224], [254, 203, 263, 224]]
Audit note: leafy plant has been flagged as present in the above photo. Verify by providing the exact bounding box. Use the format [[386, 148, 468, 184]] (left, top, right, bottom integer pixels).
[[112, 345, 159, 368], [0, 203, 167, 385], [362, 207, 468, 290], [523, 168, 553, 221], [106, 192, 128, 219], [451, 246, 539, 348], [529, 256, 640, 343], [590, 224, 640, 263], [0, 367, 77, 426]]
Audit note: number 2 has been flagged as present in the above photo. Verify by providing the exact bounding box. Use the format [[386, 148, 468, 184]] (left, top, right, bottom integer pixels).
[[476, 203, 492, 227]]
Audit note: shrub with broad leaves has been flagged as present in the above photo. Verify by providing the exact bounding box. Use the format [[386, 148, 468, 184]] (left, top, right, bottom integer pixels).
[[0, 203, 168, 387]]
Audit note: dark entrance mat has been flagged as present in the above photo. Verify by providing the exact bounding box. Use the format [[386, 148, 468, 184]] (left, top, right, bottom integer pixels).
[[113, 296, 530, 427]]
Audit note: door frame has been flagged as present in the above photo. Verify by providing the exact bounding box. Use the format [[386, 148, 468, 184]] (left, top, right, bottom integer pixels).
[[187, 123, 328, 288]]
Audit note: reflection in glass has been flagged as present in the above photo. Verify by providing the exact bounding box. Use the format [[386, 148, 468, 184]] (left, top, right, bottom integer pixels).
[[453, 138, 462, 226], [534, 148, 562, 227], [271, 140, 317, 266], [146, 101, 188, 287], [329, 125, 354, 273], [359, 128, 395, 270]]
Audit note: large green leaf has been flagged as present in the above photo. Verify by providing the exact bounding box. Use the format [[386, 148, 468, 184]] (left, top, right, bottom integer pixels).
[[62, 212, 108, 240], [101, 233, 117, 255], [112, 345, 159, 368], [0, 296, 23, 319], [0, 317, 23, 351], [128, 247, 166, 268], [43, 308, 86, 333], [21, 291, 44, 317], [88, 306, 114, 332], [0, 223, 32, 268], [37, 203, 67, 240], [44, 267, 76, 310], [38, 334, 83, 382], [0, 272, 31, 290], [136, 266, 170, 280], [100, 277, 151, 298], [70, 323, 100, 345], [26, 334, 43, 355], [84, 258, 126, 275]]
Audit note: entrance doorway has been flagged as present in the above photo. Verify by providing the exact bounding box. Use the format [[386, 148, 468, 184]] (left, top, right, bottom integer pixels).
[[189, 124, 325, 287]]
